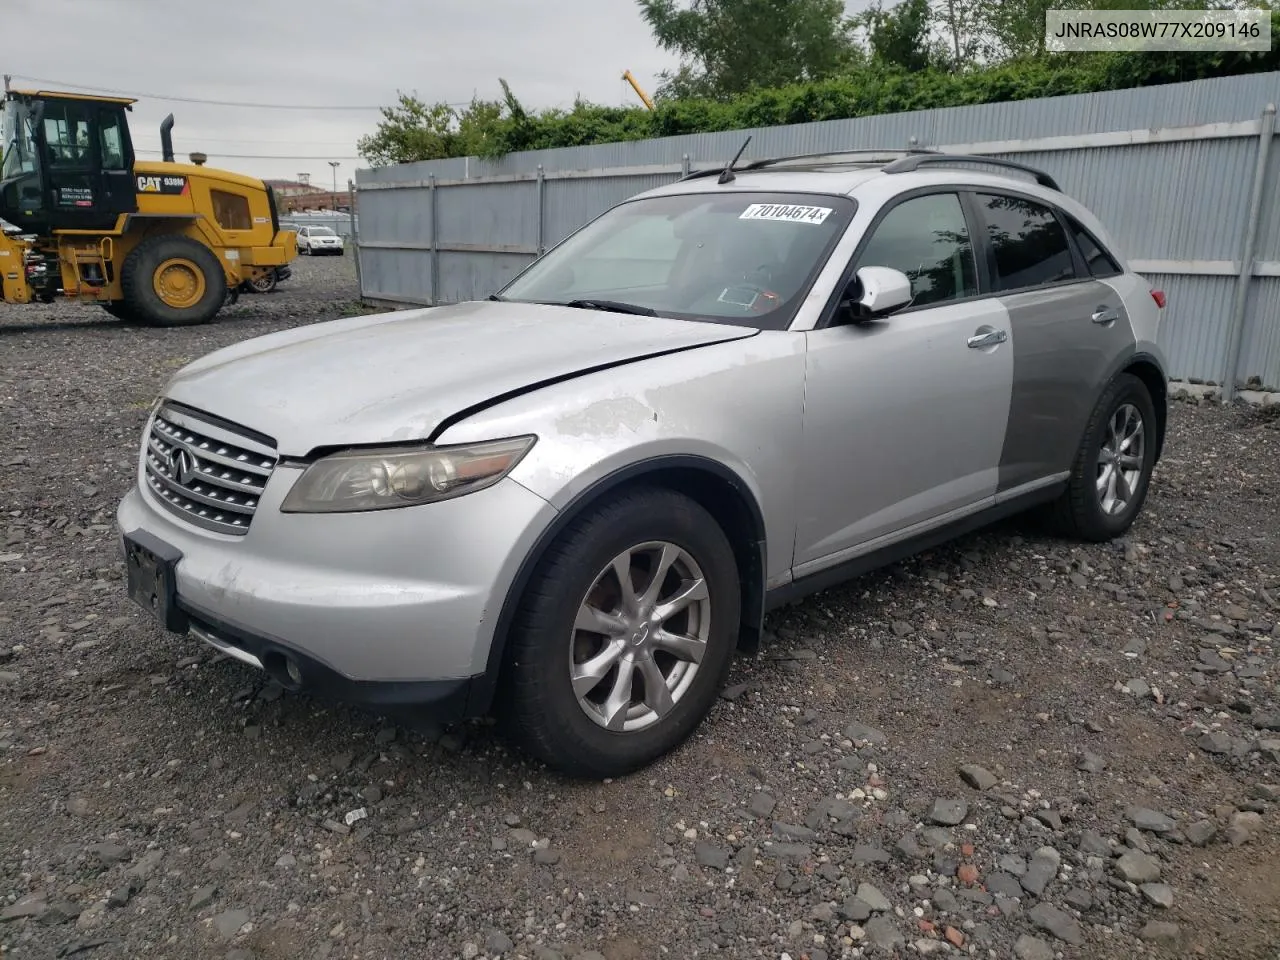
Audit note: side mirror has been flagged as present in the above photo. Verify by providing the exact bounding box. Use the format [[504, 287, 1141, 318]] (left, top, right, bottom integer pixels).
[[839, 266, 914, 322]]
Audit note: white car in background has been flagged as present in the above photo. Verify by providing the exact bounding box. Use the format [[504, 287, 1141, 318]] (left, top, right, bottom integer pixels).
[[296, 225, 344, 255]]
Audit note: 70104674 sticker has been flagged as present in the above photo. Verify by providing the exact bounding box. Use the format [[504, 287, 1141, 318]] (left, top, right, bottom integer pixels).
[[739, 203, 833, 225]]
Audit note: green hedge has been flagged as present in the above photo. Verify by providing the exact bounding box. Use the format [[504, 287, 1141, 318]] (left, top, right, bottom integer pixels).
[[478, 36, 1280, 159]]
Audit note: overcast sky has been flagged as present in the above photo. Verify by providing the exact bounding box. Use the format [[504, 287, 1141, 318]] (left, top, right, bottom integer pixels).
[[5, 0, 694, 185]]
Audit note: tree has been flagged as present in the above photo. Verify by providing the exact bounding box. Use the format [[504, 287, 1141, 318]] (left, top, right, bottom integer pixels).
[[637, 0, 864, 100], [356, 89, 509, 167], [856, 0, 936, 72]]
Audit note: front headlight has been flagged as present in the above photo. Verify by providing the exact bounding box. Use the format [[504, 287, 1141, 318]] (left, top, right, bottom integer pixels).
[[279, 435, 536, 514]]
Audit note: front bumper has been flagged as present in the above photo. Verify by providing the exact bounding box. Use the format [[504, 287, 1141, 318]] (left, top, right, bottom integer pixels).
[[116, 470, 556, 714]]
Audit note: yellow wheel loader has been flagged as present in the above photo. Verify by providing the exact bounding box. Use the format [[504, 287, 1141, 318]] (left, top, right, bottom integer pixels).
[[0, 86, 297, 326]]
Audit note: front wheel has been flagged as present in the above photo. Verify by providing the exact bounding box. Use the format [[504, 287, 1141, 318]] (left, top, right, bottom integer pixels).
[[1049, 372, 1158, 541], [121, 235, 226, 327], [499, 487, 741, 779]]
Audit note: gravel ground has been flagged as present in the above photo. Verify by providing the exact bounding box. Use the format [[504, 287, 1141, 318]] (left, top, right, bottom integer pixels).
[[2, 252, 1279, 960]]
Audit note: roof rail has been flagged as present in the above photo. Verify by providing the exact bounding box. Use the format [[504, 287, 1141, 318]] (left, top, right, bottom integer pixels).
[[881, 153, 1060, 192], [676, 147, 940, 182], [742, 147, 940, 171]]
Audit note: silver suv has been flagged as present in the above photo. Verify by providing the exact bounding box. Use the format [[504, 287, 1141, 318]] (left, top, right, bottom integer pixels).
[[117, 149, 1169, 778]]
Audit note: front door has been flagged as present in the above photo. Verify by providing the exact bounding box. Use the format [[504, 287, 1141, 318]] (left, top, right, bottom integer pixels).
[[792, 189, 1013, 574]]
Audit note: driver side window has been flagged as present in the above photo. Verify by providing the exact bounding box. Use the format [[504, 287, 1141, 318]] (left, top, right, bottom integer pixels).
[[857, 192, 978, 307]]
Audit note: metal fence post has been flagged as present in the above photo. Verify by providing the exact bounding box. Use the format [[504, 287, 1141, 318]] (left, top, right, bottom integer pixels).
[[1222, 102, 1276, 403], [428, 173, 439, 306], [347, 179, 362, 295], [681, 153, 690, 178], [536, 164, 545, 257]]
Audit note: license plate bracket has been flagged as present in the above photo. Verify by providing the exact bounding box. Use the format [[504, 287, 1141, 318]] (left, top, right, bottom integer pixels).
[[123, 529, 189, 633]]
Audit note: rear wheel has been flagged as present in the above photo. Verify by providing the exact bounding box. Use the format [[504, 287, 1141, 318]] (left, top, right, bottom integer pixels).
[[499, 487, 741, 778], [245, 270, 277, 294], [1048, 372, 1157, 541], [121, 235, 226, 327]]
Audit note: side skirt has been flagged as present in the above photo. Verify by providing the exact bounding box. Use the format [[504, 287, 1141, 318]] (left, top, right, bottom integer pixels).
[[763, 480, 1066, 612]]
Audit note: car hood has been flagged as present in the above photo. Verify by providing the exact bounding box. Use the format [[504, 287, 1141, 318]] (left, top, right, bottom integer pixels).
[[163, 300, 758, 457]]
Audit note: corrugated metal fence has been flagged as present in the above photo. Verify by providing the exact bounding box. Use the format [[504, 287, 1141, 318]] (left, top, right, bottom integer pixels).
[[353, 72, 1280, 391]]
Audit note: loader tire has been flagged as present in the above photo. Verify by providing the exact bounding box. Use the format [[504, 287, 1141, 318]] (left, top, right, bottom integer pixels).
[[100, 301, 139, 322], [121, 235, 227, 327]]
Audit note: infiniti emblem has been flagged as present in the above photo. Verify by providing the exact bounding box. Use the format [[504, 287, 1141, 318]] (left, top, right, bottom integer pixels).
[[168, 447, 197, 484]]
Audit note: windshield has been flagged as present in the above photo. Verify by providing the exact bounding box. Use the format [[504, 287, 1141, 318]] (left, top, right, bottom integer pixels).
[[310, 226, 336, 236], [498, 190, 855, 329], [0, 98, 39, 181]]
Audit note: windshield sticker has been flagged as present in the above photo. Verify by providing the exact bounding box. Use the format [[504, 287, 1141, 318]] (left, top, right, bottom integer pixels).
[[739, 202, 833, 225]]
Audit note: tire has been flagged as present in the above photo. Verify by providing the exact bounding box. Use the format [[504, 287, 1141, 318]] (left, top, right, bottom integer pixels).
[[245, 271, 277, 294], [499, 487, 741, 779], [100, 300, 139, 322], [121, 235, 227, 327], [1048, 372, 1158, 542]]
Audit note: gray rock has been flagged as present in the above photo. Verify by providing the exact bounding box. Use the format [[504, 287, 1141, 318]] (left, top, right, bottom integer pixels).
[[574, 953, 607, 960], [1116, 849, 1161, 883], [1141, 883, 1174, 908], [986, 872, 1023, 899], [764, 841, 811, 860], [694, 842, 729, 870], [212, 909, 250, 940], [1251, 712, 1280, 731], [748, 793, 776, 819], [773, 822, 816, 842], [1125, 678, 1151, 698], [720, 682, 750, 701], [928, 798, 968, 826], [1139, 922, 1180, 942], [226, 951, 256, 960], [850, 844, 890, 864], [1077, 751, 1107, 773], [509, 828, 538, 846], [811, 902, 835, 923], [535, 950, 565, 960], [1028, 903, 1083, 945], [86, 842, 128, 864], [533, 848, 561, 866], [1199, 731, 1234, 754], [844, 722, 886, 745], [1035, 810, 1064, 831], [999, 853, 1028, 877], [838, 898, 872, 922], [190, 885, 217, 910], [1186, 820, 1217, 847], [1063, 888, 1093, 911], [958, 764, 997, 790], [486, 932, 515, 954], [932, 888, 960, 913], [864, 917, 904, 950], [1, 896, 47, 922], [1078, 830, 1112, 857], [1020, 847, 1061, 897], [1127, 806, 1176, 832], [126, 849, 163, 880], [855, 883, 891, 912], [1014, 935, 1055, 960], [894, 833, 927, 860]]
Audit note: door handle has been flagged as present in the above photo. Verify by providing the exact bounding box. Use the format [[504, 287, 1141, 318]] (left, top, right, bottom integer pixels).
[[967, 328, 1008, 349], [1092, 306, 1120, 324]]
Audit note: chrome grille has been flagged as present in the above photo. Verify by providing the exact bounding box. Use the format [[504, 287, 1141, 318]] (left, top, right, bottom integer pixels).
[[143, 404, 278, 536]]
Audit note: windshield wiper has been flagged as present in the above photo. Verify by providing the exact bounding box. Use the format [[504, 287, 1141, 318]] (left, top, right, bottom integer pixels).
[[562, 298, 656, 317]]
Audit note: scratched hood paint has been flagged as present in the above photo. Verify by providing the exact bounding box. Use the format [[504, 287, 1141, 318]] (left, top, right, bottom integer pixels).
[[163, 300, 759, 456]]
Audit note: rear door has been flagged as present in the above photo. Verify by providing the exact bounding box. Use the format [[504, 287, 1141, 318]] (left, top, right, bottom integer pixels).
[[968, 191, 1136, 496], [792, 188, 1014, 573]]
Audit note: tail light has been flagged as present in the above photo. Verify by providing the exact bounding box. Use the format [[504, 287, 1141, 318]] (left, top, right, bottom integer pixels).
[[1151, 290, 1166, 309]]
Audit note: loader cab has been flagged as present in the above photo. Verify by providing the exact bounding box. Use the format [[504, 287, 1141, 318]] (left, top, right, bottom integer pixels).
[[0, 89, 139, 234]]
